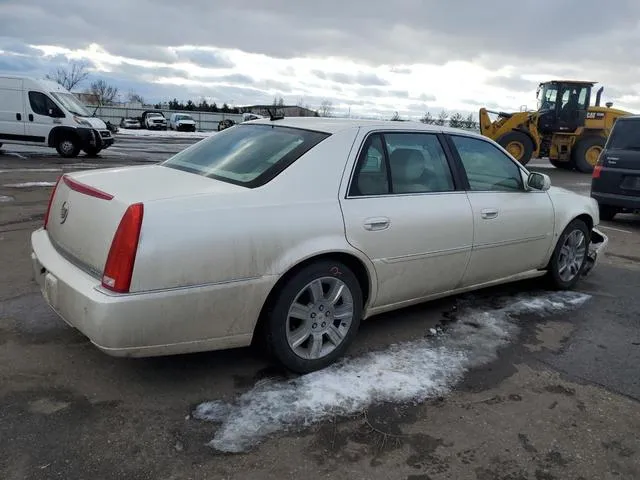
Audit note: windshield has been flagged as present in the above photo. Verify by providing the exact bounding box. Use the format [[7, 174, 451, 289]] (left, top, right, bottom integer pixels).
[[537, 83, 558, 111], [607, 119, 640, 150], [161, 124, 330, 187], [176, 114, 193, 121], [50, 92, 91, 117]]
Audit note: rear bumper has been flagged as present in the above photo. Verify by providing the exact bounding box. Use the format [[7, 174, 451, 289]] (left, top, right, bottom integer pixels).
[[583, 227, 609, 276], [30, 228, 275, 357], [591, 191, 640, 210]]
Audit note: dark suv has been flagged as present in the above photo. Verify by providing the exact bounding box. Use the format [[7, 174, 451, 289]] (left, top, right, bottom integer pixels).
[[591, 115, 640, 220]]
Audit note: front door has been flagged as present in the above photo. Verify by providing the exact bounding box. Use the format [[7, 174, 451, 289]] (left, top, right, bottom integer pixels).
[[555, 84, 590, 133], [25, 91, 65, 144], [340, 130, 473, 308], [446, 134, 555, 287]]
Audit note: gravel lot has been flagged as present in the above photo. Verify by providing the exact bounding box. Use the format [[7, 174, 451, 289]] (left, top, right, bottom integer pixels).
[[1, 135, 639, 480]]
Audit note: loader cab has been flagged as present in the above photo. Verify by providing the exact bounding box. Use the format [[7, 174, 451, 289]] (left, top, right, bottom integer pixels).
[[536, 80, 593, 134]]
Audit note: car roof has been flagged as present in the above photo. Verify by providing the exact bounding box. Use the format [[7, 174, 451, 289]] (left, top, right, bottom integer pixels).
[[247, 116, 481, 137]]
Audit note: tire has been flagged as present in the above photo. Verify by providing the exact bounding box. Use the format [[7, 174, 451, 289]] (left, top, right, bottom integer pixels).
[[546, 219, 590, 290], [56, 136, 80, 158], [264, 260, 363, 373], [497, 131, 534, 165], [84, 146, 102, 157], [571, 136, 605, 174], [598, 204, 619, 221], [549, 159, 573, 170]]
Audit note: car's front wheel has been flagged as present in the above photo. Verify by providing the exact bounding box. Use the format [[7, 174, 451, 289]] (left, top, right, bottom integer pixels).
[[265, 260, 363, 373], [547, 219, 590, 289]]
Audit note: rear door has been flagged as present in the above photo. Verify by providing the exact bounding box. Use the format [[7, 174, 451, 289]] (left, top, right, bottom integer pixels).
[[0, 78, 26, 142], [594, 117, 640, 197], [339, 129, 473, 308]]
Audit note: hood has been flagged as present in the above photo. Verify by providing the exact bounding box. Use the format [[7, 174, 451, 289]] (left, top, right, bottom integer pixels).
[[177, 119, 196, 124], [83, 117, 107, 129]]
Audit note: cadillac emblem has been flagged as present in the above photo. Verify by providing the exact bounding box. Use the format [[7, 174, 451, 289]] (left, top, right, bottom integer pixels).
[[60, 201, 69, 224]]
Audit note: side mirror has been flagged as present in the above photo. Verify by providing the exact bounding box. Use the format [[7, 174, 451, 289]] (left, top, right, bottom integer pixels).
[[527, 172, 551, 191]]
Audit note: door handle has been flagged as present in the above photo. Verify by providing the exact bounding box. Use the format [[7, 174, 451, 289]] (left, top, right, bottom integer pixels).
[[481, 208, 499, 219], [28, 114, 34, 122], [16, 113, 21, 121], [363, 217, 390, 231]]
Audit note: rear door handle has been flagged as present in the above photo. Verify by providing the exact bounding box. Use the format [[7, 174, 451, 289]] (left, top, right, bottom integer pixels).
[[28, 114, 34, 122], [363, 217, 390, 231], [16, 113, 21, 121], [481, 208, 499, 219]]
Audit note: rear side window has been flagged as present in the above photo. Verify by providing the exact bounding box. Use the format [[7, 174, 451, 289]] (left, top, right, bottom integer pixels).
[[607, 119, 640, 150], [161, 124, 330, 187]]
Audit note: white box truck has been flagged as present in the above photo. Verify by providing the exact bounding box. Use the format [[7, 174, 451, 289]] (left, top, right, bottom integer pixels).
[[0, 75, 114, 158]]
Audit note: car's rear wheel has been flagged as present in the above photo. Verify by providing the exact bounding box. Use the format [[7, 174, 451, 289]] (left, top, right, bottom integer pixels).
[[598, 204, 619, 221], [547, 219, 590, 290], [265, 260, 363, 373], [56, 136, 80, 158]]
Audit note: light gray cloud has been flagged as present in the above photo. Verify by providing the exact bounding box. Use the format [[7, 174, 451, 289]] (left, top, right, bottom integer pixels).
[[312, 70, 389, 86], [485, 75, 539, 92]]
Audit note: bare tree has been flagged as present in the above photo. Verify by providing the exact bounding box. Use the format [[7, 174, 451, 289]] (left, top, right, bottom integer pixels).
[[319, 100, 334, 117], [46, 61, 90, 91], [449, 112, 464, 128], [127, 90, 145, 104], [463, 113, 477, 130], [89, 80, 119, 115], [390, 111, 402, 121], [420, 111, 434, 124], [434, 109, 448, 126]]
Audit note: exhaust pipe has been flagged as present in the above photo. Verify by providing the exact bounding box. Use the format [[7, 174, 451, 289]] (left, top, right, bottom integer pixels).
[[595, 86, 604, 106]]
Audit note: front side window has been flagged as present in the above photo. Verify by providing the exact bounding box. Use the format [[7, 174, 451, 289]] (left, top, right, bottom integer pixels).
[[29, 92, 63, 117], [450, 135, 524, 192], [161, 124, 330, 187]]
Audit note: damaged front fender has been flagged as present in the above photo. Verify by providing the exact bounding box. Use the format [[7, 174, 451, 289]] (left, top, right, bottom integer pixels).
[[583, 228, 609, 276]]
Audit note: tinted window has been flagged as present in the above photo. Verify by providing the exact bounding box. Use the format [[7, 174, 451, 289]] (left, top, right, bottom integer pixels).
[[162, 124, 330, 187], [607, 119, 640, 150], [28, 92, 62, 117], [451, 135, 524, 192], [384, 133, 454, 193], [349, 134, 390, 196]]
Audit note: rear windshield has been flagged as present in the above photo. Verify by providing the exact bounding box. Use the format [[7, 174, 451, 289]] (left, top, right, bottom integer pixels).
[[161, 124, 330, 187], [607, 118, 640, 150]]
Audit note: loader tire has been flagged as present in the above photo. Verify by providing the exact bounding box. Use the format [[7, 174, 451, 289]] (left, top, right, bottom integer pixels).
[[497, 131, 534, 165], [572, 136, 605, 174]]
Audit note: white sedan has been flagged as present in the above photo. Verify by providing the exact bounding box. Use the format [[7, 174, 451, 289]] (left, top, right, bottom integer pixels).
[[30, 118, 608, 373]]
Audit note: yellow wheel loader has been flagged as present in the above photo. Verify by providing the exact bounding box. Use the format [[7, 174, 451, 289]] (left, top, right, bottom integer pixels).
[[479, 80, 631, 173]]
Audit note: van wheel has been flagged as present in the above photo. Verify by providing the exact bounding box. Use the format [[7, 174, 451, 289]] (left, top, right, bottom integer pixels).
[[56, 137, 80, 158], [546, 219, 590, 290], [84, 147, 102, 157], [264, 260, 363, 373]]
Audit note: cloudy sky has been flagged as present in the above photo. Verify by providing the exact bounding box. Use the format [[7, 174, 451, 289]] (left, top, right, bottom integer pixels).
[[1, 0, 639, 119]]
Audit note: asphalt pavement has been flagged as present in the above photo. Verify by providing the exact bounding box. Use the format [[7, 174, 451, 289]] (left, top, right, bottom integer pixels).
[[0, 135, 638, 480]]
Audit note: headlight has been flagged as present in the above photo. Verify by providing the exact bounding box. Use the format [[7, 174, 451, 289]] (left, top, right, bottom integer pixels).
[[73, 116, 92, 127]]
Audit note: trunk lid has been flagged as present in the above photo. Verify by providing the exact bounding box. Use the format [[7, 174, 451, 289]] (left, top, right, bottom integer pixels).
[[45, 165, 244, 277]]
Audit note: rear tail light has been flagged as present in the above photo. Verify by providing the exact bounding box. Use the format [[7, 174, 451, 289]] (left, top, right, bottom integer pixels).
[[102, 203, 144, 293], [593, 165, 603, 179], [44, 176, 63, 230]]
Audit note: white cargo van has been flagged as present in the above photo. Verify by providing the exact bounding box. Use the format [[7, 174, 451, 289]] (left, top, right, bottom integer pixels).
[[0, 75, 114, 158]]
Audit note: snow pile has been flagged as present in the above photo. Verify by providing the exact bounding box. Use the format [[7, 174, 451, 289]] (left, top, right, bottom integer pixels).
[[0, 168, 61, 174], [3, 182, 56, 187], [193, 291, 591, 453], [0, 195, 13, 202]]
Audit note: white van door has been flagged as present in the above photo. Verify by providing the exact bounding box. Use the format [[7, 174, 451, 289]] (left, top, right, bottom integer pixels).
[[24, 90, 65, 145], [0, 78, 26, 142]]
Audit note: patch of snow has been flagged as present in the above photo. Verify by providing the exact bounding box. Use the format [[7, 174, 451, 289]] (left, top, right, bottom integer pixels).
[[3, 182, 56, 187], [194, 291, 590, 453], [116, 129, 217, 139], [0, 195, 13, 202]]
